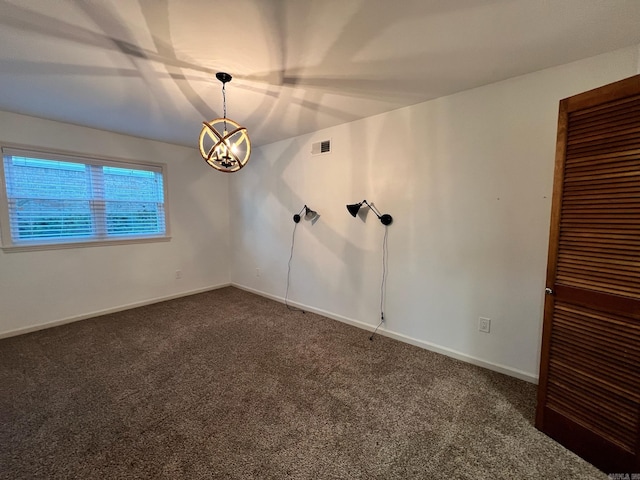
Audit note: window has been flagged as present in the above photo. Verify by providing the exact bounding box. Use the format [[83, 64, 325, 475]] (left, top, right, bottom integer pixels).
[[0, 146, 169, 250]]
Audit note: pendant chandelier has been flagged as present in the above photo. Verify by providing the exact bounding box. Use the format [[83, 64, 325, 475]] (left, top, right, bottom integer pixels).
[[198, 72, 251, 173]]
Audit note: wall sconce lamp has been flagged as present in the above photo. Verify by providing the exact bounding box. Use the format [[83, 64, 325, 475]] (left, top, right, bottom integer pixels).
[[346, 199, 392, 341], [293, 205, 319, 223], [346, 200, 393, 225]]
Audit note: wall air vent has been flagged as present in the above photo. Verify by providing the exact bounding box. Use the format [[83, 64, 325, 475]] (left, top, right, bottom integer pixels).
[[311, 139, 331, 156]]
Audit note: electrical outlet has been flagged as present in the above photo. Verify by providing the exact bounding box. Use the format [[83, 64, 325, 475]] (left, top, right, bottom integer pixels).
[[479, 317, 491, 333], [256, 268, 261, 277], [175, 270, 182, 280]]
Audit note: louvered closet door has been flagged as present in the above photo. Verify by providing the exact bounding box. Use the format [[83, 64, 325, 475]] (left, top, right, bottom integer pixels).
[[536, 74, 640, 474]]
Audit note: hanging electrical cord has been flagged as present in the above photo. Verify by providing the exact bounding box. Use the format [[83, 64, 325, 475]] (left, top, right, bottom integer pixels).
[[284, 205, 318, 312], [370, 225, 389, 341], [284, 220, 302, 311]]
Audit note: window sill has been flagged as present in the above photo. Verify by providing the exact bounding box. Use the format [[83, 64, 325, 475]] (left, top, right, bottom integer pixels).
[[1, 236, 171, 253]]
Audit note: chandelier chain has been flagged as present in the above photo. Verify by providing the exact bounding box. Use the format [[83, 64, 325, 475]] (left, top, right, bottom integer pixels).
[[222, 82, 227, 132]]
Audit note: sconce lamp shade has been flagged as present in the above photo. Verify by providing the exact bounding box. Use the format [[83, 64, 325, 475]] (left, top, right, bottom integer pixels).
[[304, 207, 318, 220], [346, 200, 393, 225], [346, 203, 362, 218], [293, 205, 318, 223]]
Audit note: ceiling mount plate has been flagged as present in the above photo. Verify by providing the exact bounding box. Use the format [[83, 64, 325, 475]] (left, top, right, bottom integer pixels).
[[216, 72, 232, 84]]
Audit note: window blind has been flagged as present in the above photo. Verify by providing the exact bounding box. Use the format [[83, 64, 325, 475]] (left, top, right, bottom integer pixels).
[[0, 147, 167, 248]]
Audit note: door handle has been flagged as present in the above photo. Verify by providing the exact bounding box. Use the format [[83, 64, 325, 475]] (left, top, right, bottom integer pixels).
[[545, 287, 554, 295]]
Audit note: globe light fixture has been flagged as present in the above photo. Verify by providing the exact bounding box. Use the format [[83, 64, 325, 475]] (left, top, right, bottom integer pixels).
[[198, 72, 251, 173]]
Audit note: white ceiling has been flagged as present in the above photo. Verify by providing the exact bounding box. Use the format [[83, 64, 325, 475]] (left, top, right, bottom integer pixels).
[[1, 0, 640, 148]]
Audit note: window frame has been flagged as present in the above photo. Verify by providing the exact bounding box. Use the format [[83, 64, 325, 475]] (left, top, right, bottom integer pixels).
[[0, 144, 171, 252]]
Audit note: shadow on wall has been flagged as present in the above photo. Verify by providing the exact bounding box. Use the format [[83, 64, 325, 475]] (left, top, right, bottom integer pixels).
[[230, 94, 426, 326], [230, 131, 370, 314]]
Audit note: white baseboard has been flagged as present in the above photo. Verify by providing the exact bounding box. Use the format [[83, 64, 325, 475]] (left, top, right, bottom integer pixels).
[[2, 281, 539, 384], [232, 283, 539, 384], [0, 283, 231, 340]]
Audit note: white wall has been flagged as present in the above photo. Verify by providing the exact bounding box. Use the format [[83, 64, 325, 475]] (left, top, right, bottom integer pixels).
[[229, 46, 640, 382], [0, 112, 230, 337]]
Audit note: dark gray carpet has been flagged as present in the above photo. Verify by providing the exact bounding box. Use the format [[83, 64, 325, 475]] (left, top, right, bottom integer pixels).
[[0, 287, 606, 479]]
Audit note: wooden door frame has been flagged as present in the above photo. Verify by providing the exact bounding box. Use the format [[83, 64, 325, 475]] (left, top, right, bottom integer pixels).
[[536, 97, 568, 429]]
